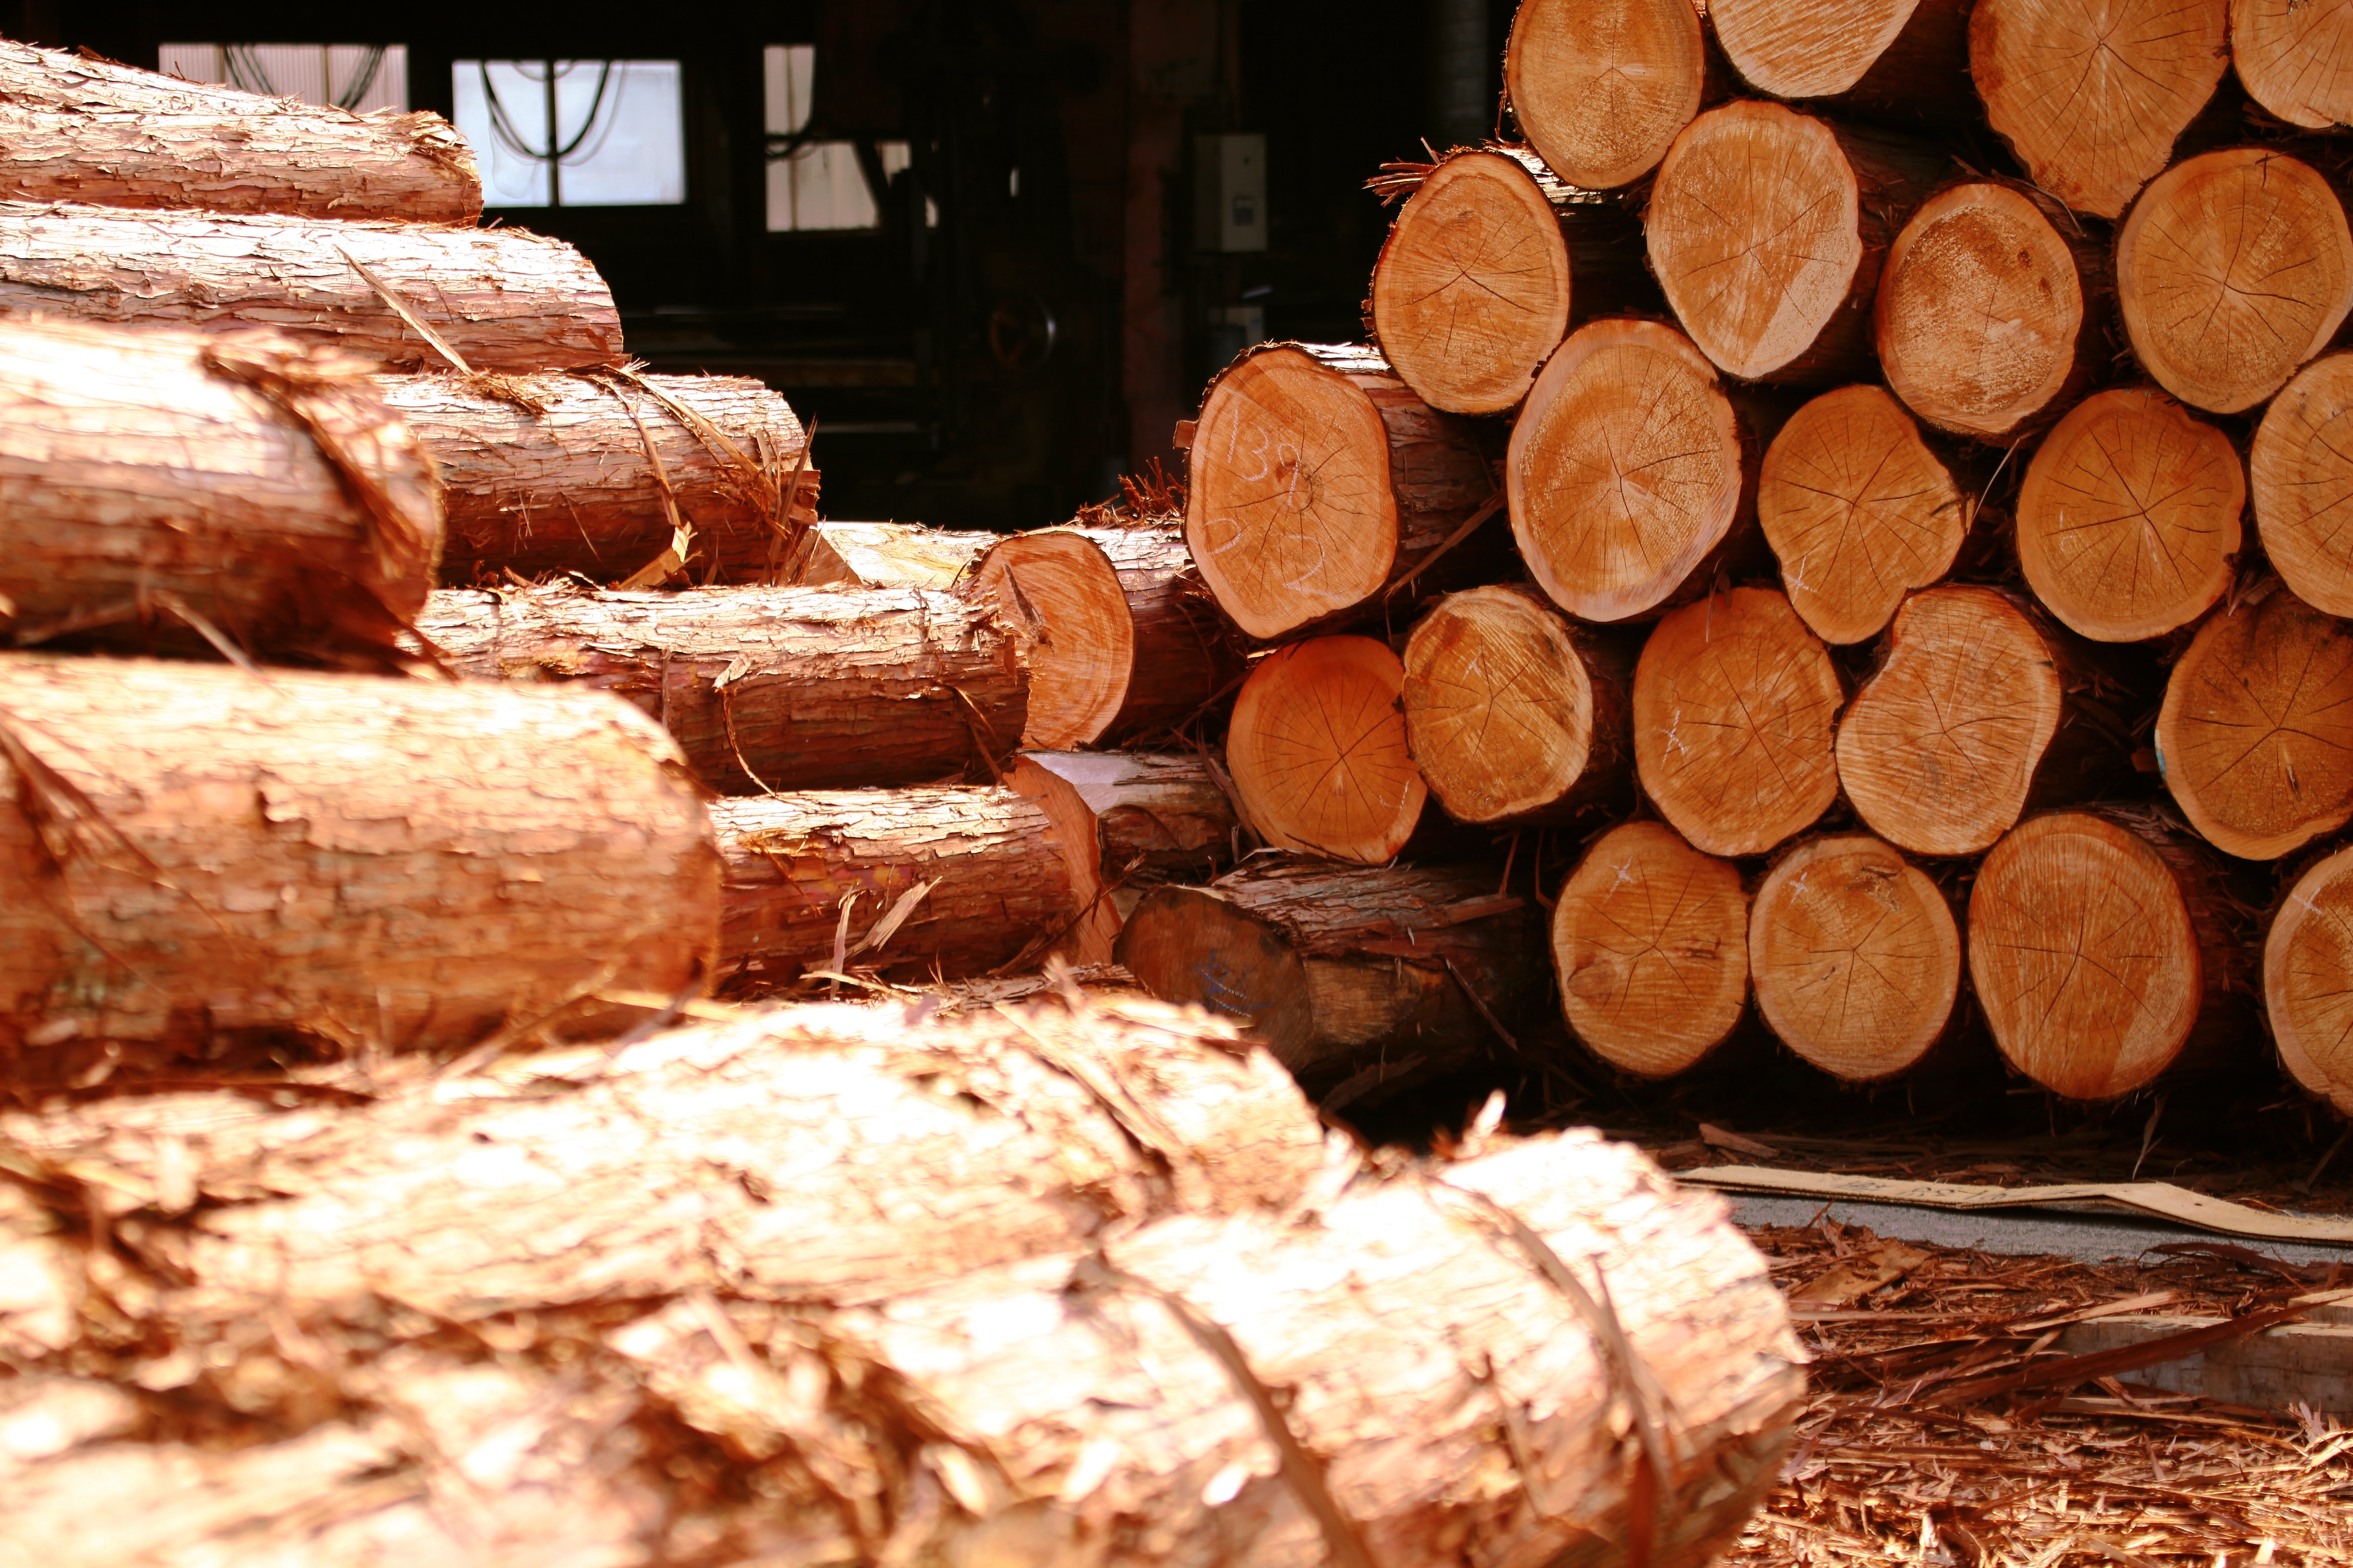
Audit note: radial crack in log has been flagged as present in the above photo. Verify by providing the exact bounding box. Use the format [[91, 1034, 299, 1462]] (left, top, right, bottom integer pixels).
[[1505, 0, 1713, 189], [2233, 0, 2353, 129], [2265, 842, 2353, 1117], [2253, 350, 2353, 618], [1225, 636, 1428, 865]]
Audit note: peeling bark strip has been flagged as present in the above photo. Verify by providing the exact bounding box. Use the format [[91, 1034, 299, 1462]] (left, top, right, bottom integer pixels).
[[1118, 857, 1542, 1105], [714, 789, 1086, 985], [378, 371, 817, 586], [0, 319, 440, 663], [1507, 0, 1715, 189], [418, 584, 1028, 793], [0, 202, 621, 372], [0, 38, 480, 222], [0, 654, 717, 1081]]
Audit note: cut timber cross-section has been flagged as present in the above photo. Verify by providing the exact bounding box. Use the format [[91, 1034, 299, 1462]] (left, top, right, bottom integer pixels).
[[1551, 819, 1751, 1078], [2231, 0, 2353, 129], [1758, 384, 1971, 645], [1646, 101, 1941, 383], [2265, 843, 2353, 1118], [1971, 0, 2232, 219], [1224, 635, 1428, 864], [1509, 318, 1754, 623], [2015, 388, 2244, 643], [2253, 352, 2353, 618], [963, 529, 1134, 750], [2155, 578, 2353, 860], [1401, 584, 1634, 826], [1707, 0, 1977, 121], [1008, 749, 1237, 952], [2116, 148, 2353, 415], [1875, 180, 2101, 441], [1505, 0, 1710, 189], [1632, 586, 1842, 858], [1748, 833, 1961, 1082]]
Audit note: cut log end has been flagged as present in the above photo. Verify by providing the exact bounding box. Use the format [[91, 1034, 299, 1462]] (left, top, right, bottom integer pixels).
[[1969, 811, 2206, 1099], [1371, 151, 1572, 415], [1632, 587, 1841, 858], [1709, 0, 1935, 98], [1509, 318, 1749, 623], [1506, 0, 1708, 189], [2230, 0, 2353, 130], [2266, 843, 2353, 1119], [1005, 756, 1125, 965], [2117, 148, 2353, 414], [964, 531, 1135, 750], [1758, 384, 1969, 645], [1875, 181, 2088, 439], [2254, 351, 2353, 618], [2017, 388, 2243, 643], [1553, 820, 1749, 1077], [2157, 581, 2353, 860], [1749, 833, 1960, 1081], [1227, 636, 1427, 864]]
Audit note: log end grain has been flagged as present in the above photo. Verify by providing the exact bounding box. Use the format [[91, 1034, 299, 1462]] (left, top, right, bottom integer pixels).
[[2266, 842, 2353, 1117], [964, 530, 1135, 750], [1006, 755, 1126, 964], [1553, 819, 1750, 1077], [1505, 0, 1708, 189], [2230, 0, 2353, 129], [2253, 351, 2353, 618], [1227, 635, 1427, 864], [1708, 0, 1927, 98]]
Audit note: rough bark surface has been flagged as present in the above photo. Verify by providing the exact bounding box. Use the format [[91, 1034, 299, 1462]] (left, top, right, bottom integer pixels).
[[380, 370, 817, 587], [0, 319, 439, 663], [1553, 819, 1751, 1077], [0, 654, 717, 1083], [2253, 350, 2353, 618], [1757, 383, 1972, 645], [2232, 0, 2353, 129], [417, 585, 1029, 793], [1708, 0, 1978, 123], [1118, 858, 1539, 1105], [1971, 0, 2232, 219], [2115, 147, 2353, 414], [0, 38, 480, 221], [1185, 343, 1494, 641], [1507, 0, 1714, 188], [1088, 523, 1249, 743], [1225, 635, 1428, 865], [0, 201, 622, 372], [792, 522, 999, 589], [2266, 842, 2353, 1117]]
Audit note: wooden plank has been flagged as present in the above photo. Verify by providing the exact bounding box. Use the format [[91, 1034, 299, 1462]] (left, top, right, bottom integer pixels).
[[2059, 1314, 2353, 1413]]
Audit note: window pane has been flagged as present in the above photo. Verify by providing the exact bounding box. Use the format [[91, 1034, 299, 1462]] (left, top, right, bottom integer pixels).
[[772, 141, 877, 231], [762, 44, 814, 136], [552, 60, 684, 206], [451, 60, 551, 206], [159, 43, 407, 111]]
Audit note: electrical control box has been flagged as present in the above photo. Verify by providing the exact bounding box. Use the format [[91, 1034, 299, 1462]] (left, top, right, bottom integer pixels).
[[1194, 134, 1267, 253]]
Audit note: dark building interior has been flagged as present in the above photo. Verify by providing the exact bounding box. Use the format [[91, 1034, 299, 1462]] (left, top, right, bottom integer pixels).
[[11, 1, 1516, 531]]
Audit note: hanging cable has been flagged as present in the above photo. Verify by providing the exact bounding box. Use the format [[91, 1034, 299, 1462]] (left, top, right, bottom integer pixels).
[[478, 59, 616, 205], [335, 45, 386, 112]]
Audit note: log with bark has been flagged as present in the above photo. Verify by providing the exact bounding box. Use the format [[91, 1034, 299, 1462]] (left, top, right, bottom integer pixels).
[[1748, 832, 1962, 1081], [1632, 586, 1842, 858], [1505, 0, 1719, 189], [2115, 147, 2353, 414], [2155, 577, 2353, 860], [1118, 857, 1539, 1106], [0, 319, 439, 664], [1705, 0, 1977, 125], [378, 369, 818, 588], [416, 583, 1028, 793], [1184, 343, 1494, 641], [0, 201, 622, 372], [2015, 386, 2244, 643], [2252, 351, 2353, 618], [1553, 819, 1751, 1077], [0, 37, 480, 221], [1645, 101, 1944, 383], [2265, 842, 2353, 1118], [1875, 178, 2112, 441], [1757, 383, 1974, 645], [2232, 0, 2353, 131], [1367, 147, 1651, 416], [1969, 806, 2252, 1099], [1401, 583, 1636, 826], [1971, 0, 2233, 219], [1224, 635, 1428, 864], [1508, 318, 1761, 623], [1836, 586, 2134, 858], [0, 653, 716, 1083], [961, 524, 1244, 749], [792, 520, 997, 588], [1008, 749, 1238, 951]]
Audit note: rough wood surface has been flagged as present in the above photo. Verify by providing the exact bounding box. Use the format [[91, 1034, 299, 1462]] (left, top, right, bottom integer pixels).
[[1837, 586, 2129, 858], [714, 790, 1084, 986], [0, 653, 716, 1083], [1708, 0, 1977, 123], [1970, 806, 2251, 1099], [794, 521, 998, 589], [1646, 102, 1943, 384], [1509, 318, 1758, 623], [1506, 0, 1715, 188], [2155, 576, 2353, 860], [1633, 586, 1842, 858], [0, 319, 439, 663], [1875, 179, 2109, 441], [0, 38, 479, 221], [1401, 583, 1635, 826], [2115, 147, 2353, 414], [1185, 343, 1493, 641], [2232, 0, 2353, 129], [1225, 635, 1428, 865], [2265, 841, 2353, 1117], [1757, 383, 1972, 645], [1553, 819, 1751, 1077], [417, 584, 1028, 793], [379, 369, 817, 588], [2015, 386, 2244, 642], [1118, 858, 1538, 1105], [1748, 832, 1961, 1081], [1971, 0, 2233, 219], [0, 201, 622, 372], [2253, 350, 2353, 618], [1009, 749, 1238, 946]]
